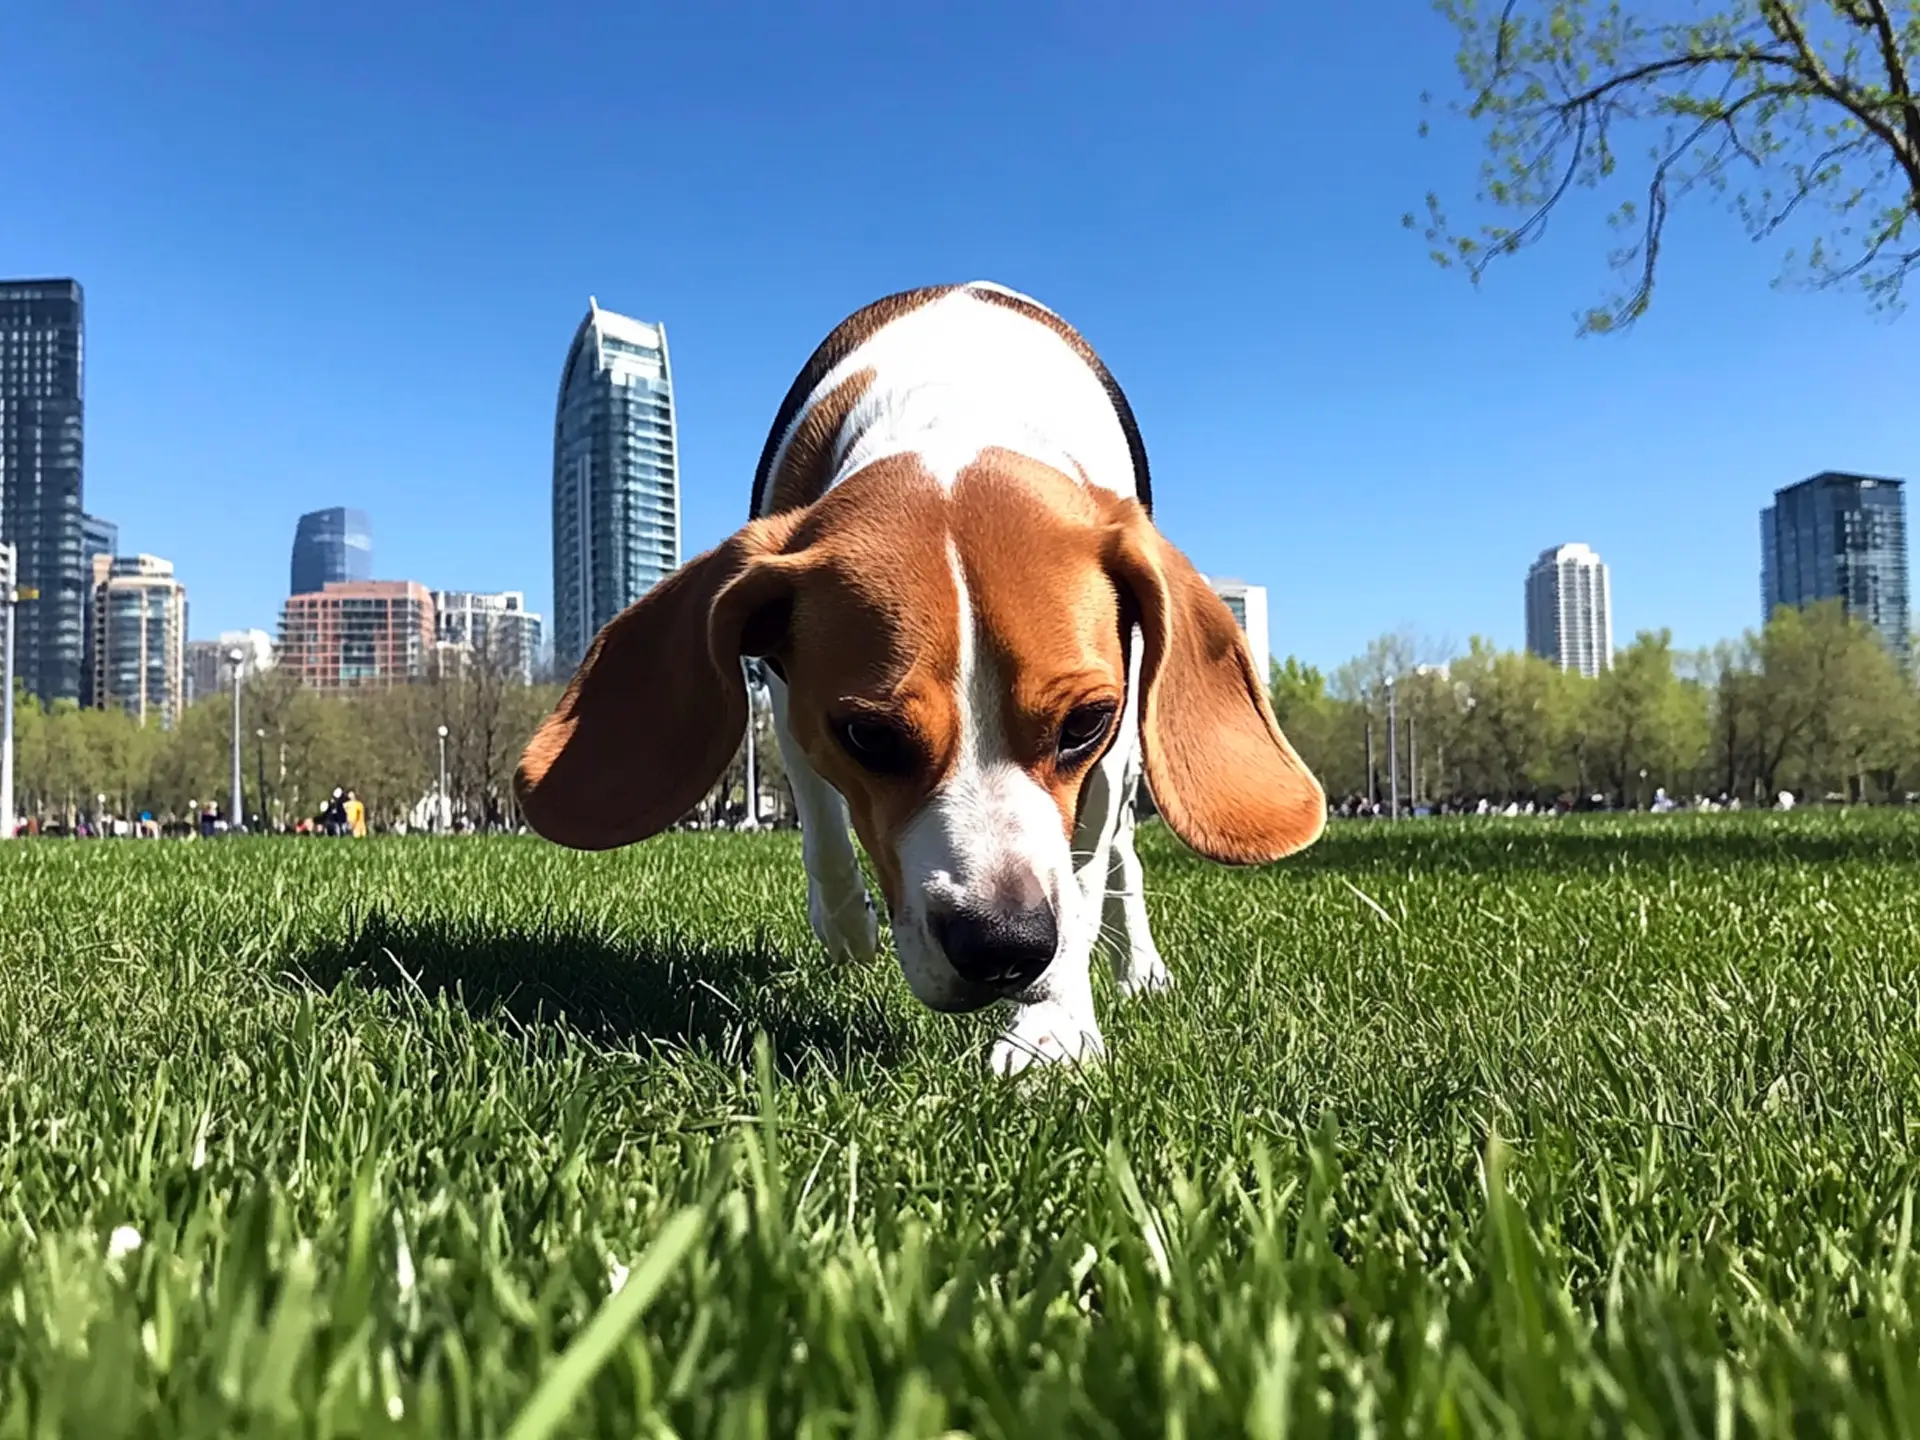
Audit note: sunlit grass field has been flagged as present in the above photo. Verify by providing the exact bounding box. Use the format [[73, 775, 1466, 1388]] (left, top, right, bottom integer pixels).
[[6, 814, 1920, 1436]]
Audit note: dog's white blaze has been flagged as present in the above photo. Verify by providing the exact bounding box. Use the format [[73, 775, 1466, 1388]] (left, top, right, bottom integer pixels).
[[759, 284, 1138, 514], [892, 541, 1086, 1011]]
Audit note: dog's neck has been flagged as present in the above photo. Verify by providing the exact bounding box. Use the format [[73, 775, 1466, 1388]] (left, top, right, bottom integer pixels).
[[760, 285, 1140, 518], [832, 379, 1090, 492]]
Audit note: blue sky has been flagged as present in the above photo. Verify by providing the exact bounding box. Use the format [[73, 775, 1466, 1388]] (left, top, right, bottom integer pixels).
[[4, 1, 1911, 671]]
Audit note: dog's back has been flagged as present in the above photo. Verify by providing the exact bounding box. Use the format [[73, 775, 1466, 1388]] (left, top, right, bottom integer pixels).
[[751, 282, 1152, 521]]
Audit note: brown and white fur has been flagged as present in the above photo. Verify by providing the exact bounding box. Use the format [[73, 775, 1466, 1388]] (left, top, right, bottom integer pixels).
[[515, 283, 1326, 1074]]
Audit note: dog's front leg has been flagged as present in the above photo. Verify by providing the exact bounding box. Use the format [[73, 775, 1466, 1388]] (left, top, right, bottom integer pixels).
[[1100, 738, 1170, 996], [767, 674, 878, 962]]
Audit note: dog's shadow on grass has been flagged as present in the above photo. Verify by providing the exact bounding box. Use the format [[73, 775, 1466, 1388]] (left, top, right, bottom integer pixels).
[[293, 910, 907, 1072]]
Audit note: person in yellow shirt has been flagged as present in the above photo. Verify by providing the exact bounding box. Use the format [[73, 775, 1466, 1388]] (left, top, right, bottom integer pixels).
[[345, 790, 367, 838]]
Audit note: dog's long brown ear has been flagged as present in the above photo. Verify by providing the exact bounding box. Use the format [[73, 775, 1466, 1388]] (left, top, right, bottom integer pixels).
[[516, 515, 803, 851], [1105, 502, 1326, 865]]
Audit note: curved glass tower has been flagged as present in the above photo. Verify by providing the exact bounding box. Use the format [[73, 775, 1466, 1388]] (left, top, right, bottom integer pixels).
[[290, 506, 373, 596], [552, 300, 680, 673]]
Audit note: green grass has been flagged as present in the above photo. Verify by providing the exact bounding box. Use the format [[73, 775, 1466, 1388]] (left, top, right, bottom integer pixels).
[[5, 814, 1920, 1437]]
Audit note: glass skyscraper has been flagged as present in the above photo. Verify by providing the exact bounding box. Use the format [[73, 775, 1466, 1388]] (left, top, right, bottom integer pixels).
[[552, 299, 680, 672], [1, 279, 87, 704], [1761, 472, 1909, 668], [290, 506, 373, 595]]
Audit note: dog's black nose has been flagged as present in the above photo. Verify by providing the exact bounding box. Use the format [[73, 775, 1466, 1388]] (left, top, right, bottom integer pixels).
[[930, 902, 1058, 993]]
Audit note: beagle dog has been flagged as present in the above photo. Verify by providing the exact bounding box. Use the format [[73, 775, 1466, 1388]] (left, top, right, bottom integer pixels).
[[515, 283, 1326, 1074]]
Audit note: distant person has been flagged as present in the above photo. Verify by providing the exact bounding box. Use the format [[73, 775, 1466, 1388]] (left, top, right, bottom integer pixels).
[[346, 790, 367, 838], [323, 788, 348, 836]]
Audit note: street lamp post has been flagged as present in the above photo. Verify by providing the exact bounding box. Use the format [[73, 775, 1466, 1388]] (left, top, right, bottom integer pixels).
[[1364, 709, 1376, 812], [1408, 710, 1417, 816], [436, 724, 449, 834], [227, 646, 246, 831], [255, 728, 268, 832], [1386, 674, 1400, 822]]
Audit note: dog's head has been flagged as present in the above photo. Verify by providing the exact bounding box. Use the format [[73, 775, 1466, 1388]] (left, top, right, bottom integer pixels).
[[516, 455, 1324, 1010]]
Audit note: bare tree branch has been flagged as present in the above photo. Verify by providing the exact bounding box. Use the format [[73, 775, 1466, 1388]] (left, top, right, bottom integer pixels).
[[1419, 0, 1920, 332]]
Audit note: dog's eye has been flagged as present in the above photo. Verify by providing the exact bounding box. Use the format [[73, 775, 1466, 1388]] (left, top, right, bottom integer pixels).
[[835, 717, 916, 775], [1056, 703, 1116, 762]]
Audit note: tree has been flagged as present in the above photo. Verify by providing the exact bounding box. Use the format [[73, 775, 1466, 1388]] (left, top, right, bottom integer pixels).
[[147, 694, 235, 817], [1415, 0, 1920, 331], [1269, 657, 1368, 800], [1585, 630, 1711, 803], [1704, 636, 1765, 798], [1447, 639, 1565, 799], [1760, 600, 1913, 797]]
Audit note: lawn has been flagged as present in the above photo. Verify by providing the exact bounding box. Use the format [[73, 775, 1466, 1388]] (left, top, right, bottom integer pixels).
[[5, 814, 1920, 1437]]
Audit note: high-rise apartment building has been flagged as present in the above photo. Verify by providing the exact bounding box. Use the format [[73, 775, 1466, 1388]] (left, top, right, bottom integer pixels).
[[184, 628, 275, 706], [431, 589, 544, 684], [1761, 472, 1909, 667], [79, 513, 117, 707], [552, 300, 680, 672], [1203, 576, 1271, 669], [1525, 543, 1614, 678], [90, 554, 188, 728], [0, 279, 87, 703], [278, 580, 435, 692], [290, 507, 373, 596]]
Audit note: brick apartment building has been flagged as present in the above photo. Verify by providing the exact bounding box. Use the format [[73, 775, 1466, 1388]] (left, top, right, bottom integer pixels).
[[277, 580, 436, 692]]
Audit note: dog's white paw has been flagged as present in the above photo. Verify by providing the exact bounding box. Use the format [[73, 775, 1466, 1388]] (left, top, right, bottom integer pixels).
[[990, 1004, 1105, 1077], [1116, 948, 1172, 999], [809, 881, 879, 962]]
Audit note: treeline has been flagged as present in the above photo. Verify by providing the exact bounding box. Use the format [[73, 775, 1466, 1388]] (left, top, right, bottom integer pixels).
[[1275, 602, 1918, 809], [10, 654, 792, 832], [10, 661, 564, 829], [8, 600, 1914, 828]]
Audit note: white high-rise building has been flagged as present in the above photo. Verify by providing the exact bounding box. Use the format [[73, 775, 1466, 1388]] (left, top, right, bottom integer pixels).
[[432, 589, 544, 684], [1525, 543, 1614, 678], [1203, 577, 1271, 669]]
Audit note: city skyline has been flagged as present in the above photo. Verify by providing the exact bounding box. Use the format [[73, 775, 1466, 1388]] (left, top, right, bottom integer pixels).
[[27, 279, 1908, 673], [5, 261, 1907, 679], [10, 4, 1911, 675]]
